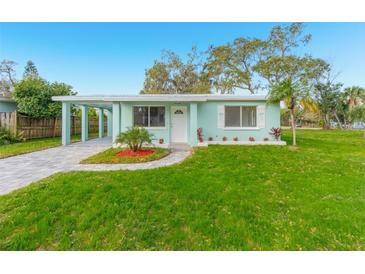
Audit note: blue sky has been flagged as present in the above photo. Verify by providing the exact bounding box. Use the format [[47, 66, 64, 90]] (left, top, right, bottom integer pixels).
[[1, 23, 364, 95]]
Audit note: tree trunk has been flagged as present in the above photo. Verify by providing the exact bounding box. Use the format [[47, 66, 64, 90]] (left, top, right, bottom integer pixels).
[[333, 112, 343, 130], [323, 113, 330, 129], [290, 108, 296, 146]]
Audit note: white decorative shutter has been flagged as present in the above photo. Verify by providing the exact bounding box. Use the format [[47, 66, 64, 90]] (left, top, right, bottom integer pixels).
[[257, 105, 266, 128], [217, 105, 225, 128]]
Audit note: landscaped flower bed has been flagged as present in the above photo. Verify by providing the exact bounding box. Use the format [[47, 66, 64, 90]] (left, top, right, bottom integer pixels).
[[116, 149, 155, 158], [80, 147, 170, 164]]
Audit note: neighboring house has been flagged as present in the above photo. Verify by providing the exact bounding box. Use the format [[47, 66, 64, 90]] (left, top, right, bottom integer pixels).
[[0, 96, 17, 112], [52, 94, 281, 146]]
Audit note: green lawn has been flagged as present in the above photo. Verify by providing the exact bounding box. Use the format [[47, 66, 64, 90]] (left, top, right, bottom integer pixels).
[[0, 130, 365, 250], [0, 133, 99, 159], [80, 147, 170, 164]]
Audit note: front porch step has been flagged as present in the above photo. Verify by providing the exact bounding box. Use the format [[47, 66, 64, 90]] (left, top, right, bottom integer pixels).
[[169, 143, 191, 151]]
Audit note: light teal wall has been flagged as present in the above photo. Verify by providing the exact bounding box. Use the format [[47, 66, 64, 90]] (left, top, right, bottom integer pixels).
[[118, 101, 175, 145], [0, 101, 17, 112], [197, 101, 280, 142], [112, 100, 280, 145]]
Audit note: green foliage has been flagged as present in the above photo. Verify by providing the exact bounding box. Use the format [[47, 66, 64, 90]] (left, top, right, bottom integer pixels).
[[1, 130, 365, 250], [141, 48, 210, 94], [349, 105, 365, 123], [13, 78, 76, 118], [314, 81, 343, 128], [23, 60, 39, 80], [343, 86, 365, 111], [116, 127, 154, 151], [206, 38, 264, 94], [0, 128, 24, 146]]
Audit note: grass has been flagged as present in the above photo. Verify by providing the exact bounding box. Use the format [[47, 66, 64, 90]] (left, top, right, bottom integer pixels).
[[0, 129, 365, 250], [80, 147, 170, 164], [0, 133, 99, 159]]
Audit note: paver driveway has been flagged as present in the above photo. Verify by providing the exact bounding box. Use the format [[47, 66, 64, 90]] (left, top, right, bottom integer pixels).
[[0, 137, 190, 195]]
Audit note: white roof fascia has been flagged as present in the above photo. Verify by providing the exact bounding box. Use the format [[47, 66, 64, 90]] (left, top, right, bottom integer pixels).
[[52, 94, 267, 102]]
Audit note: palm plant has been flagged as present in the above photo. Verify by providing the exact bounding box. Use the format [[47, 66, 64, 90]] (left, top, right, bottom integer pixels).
[[268, 78, 312, 146], [116, 127, 154, 152], [344, 86, 365, 111]]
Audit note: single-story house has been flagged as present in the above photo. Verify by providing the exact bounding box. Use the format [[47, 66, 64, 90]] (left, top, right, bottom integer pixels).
[[0, 96, 18, 112], [52, 94, 282, 147]]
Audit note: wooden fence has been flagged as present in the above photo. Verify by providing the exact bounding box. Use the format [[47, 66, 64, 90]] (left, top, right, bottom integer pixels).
[[0, 111, 108, 139]]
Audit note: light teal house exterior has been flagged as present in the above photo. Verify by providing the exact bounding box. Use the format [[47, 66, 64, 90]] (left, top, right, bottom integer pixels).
[[52, 94, 282, 147], [0, 97, 18, 112]]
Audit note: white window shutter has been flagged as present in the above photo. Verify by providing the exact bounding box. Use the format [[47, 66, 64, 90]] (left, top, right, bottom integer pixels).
[[257, 105, 266, 128], [217, 105, 225, 128]]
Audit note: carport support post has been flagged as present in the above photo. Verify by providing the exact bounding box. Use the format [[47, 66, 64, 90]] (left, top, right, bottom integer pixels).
[[61, 102, 71, 146], [189, 103, 198, 146], [106, 109, 112, 137], [112, 102, 120, 144], [81, 105, 89, 142], [98, 108, 104, 138]]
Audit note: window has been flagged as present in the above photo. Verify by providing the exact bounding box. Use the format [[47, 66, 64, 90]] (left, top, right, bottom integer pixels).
[[133, 106, 165, 127], [224, 106, 257, 128]]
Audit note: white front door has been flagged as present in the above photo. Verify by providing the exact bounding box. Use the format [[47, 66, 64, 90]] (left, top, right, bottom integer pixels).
[[171, 106, 188, 143]]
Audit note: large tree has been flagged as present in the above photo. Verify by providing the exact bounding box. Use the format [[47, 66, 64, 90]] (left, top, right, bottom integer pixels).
[[205, 38, 264, 94], [141, 48, 210, 94], [0, 59, 17, 96], [13, 78, 76, 118], [23, 60, 39, 80]]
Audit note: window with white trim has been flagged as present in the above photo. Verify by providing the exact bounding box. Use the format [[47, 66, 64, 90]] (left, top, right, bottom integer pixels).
[[224, 106, 257, 128], [133, 106, 165, 127]]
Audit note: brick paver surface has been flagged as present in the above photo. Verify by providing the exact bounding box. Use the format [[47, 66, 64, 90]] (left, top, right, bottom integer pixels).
[[0, 137, 190, 195]]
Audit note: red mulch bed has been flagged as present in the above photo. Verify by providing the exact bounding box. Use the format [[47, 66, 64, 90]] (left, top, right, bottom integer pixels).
[[116, 149, 155, 158]]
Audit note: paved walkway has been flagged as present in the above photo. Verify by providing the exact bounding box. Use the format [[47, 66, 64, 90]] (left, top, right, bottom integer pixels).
[[0, 137, 191, 195]]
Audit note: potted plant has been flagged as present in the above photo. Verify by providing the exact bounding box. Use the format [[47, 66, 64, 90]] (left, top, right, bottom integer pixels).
[[269, 127, 282, 141], [222, 136, 227, 141], [208, 137, 213, 141], [233, 137, 239, 141], [249, 136, 255, 142], [159, 138, 164, 144], [197, 128, 204, 143]]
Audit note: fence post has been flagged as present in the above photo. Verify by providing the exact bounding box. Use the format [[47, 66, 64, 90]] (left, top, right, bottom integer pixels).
[[12, 111, 18, 135]]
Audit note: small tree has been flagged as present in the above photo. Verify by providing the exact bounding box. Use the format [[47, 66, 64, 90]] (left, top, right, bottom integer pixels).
[[268, 77, 316, 146], [314, 81, 343, 129], [349, 105, 365, 137], [23, 60, 39, 80], [116, 127, 154, 152]]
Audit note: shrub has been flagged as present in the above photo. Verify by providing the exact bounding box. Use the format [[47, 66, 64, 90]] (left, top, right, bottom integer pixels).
[[208, 137, 213, 141], [269, 127, 282, 141], [116, 126, 154, 152], [263, 137, 269, 141], [197, 128, 204, 142], [233, 137, 239, 141], [0, 128, 24, 146], [222, 136, 227, 141], [249, 136, 255, 142]]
